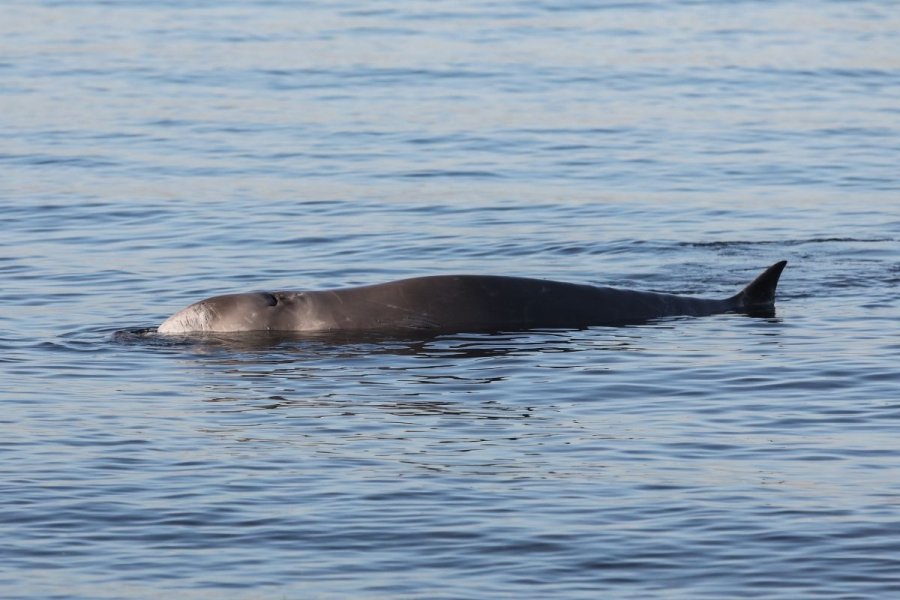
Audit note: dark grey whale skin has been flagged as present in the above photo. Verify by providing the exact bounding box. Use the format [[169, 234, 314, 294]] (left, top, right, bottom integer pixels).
[[158, 261, 787, 335]]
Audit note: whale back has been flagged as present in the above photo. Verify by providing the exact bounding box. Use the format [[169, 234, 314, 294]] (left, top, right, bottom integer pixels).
[[157, 261, 788, 334]]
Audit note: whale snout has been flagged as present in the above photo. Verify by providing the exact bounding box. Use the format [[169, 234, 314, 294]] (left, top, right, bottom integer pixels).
[[158, 301, 215, 334]]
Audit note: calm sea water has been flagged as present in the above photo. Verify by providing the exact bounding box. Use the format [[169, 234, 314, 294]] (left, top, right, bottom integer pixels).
[[3, 1, 899, 598]]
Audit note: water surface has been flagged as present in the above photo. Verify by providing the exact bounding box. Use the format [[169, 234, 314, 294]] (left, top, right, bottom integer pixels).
[[2, 1, 899, 598]]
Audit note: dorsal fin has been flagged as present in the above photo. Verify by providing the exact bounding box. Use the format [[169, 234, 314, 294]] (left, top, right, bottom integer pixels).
[[729, 260, 787, 312]]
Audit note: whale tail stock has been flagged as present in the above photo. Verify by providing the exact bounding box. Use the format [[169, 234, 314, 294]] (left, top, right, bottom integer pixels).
[[727, 260, 788, 314]]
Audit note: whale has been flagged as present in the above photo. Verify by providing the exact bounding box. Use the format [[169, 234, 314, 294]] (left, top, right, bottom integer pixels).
[[157, 261, 787, 335]]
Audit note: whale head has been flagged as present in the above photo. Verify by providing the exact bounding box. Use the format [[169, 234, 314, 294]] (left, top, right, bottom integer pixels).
[[158, 291, 302, 334]]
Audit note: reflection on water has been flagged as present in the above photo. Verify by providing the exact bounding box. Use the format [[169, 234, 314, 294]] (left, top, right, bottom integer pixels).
[[115, 325, 648, 357], [115, 310, 785, 358]]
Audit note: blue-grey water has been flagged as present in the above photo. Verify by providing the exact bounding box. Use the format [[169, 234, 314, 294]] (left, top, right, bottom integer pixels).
[[2, 1, 899, 598]]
